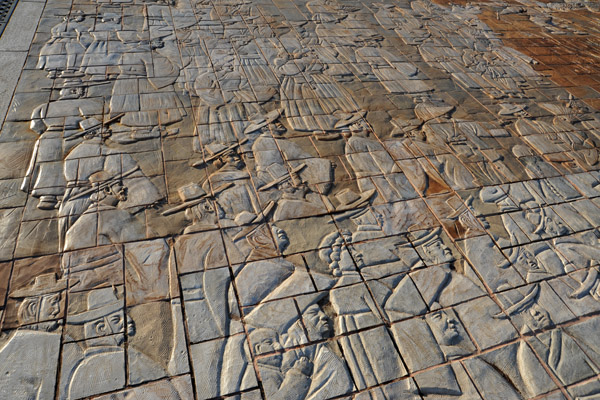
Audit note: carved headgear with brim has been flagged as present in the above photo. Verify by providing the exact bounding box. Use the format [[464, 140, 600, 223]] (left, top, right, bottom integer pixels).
[[334, 188, 376, 213], [391, 116, 422, 136], [411, 227, 443, 247], [68, 287, 122, 324], [243, 109, 283, 135], [479, 186, 510, 205], [161, 182, 232, 216], [9, 273, 68, 299], [334, 111, 367, 130], [493, 283, 540, 320], [414, 101, 454, 122]]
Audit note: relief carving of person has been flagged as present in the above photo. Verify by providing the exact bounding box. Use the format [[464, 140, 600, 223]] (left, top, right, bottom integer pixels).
[[283, 302, 355, 400], [250, 328, 312, 400], [22, 79, 104, 210], [0, 274, 66, 399]]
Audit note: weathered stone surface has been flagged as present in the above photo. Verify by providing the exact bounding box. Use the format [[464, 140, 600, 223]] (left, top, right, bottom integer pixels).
[[1, 0, 600, 397]]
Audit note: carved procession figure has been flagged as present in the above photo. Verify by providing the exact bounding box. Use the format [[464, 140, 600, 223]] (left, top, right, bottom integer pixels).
[[21, 79, 105, 210], [0, 274, 66, 400]]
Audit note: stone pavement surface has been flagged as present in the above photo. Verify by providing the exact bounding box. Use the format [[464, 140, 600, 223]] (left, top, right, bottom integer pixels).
[[1, 0, 600, 397]]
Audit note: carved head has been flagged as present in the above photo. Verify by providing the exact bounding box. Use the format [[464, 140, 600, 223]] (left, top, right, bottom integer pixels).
[[271, 225, 289, 253], [91, 181, 128, 206], [17, 293, 61, 325], [303, 304, 332, 340], [70, 287, 134, 342], [515, 248, 542, 273], [150, 38, 165, 50], [219, 151, 245, 170], [186, 199, 223, 226], [59, 86, 86, 100], [11, 273, 67, 326], [249, 328, 283, 367], [528, 209, 569, 237], [422, 237, 453, 265], [71, 10, 84, 22], [526, 304, 551, 331], [426, 308, 461, 346]]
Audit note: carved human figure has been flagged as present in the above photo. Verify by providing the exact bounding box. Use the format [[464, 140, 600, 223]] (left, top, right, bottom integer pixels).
[[22, 80, 104, 210], [373, 3, 430, 44], [283, 303, 355, 400], [355, 34, 431, 95], [62, 288, 131, 398], [162, 183, 225, 234], [250, 328, 312, 400], [0, 274, 66, 399], [342, 116, 413, 201], [37, 11, 90, 78], [408, 104, 478, 190], [59, 134, 160, 250], [63, 171, 146, 251], [479, 186, 534, 246], [202, 144, 261, 223], [109, 36, 186, 142], [411, 228, 484, 308], [506, 245, 565, 283], [79, 13, 124, 79], [273, 50, 336, 132], [498, 284, 600, 387], [248, 110, 333, 195], [63, 288, 184, 398]]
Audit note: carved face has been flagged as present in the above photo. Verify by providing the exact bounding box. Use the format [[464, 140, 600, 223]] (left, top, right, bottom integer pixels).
[[253, 331, 283, 367], [528, 305, 551, 330], [543, 215, 568, 236], [59, 87, 85, 100], [17, 293, 62, 324], [303, 304, 332, 339], [223, 153, 244, 169], [459, 211, 488, 231], [150, 38, 165, 50], [85, 313, 135, 339], [423, 238, 453, 264], [268, 122, 286, 136], [108, 182, 128, 202], [40, 293, 61, 320], [428, 309, 461, 346], [349, 120, 369, 135], [517, 249, 542, 273], [187, 200, 221, 226], [271, 226, 289, 253]]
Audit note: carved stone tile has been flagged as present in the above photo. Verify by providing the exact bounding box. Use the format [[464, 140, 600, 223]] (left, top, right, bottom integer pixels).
[[190, 333, 257, 400], [464, 341, 557, 399], [0, 207, 23, 260], [180, 267, 244, 343], [91, 375, 194, 399], [1, 0, 600, 394], [59, 334, 126, 399], [62, 244, 124, 293], [0, 324, 62, 400], [127, 299, 189, 385], [124, 239, 172, 306]]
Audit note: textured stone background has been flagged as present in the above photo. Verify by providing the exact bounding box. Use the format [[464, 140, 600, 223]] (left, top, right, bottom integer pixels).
[[0, 0, 600, 398]]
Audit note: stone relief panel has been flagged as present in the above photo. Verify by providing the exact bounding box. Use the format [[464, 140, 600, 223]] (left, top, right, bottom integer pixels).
[[1, 0, 600, 397]]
